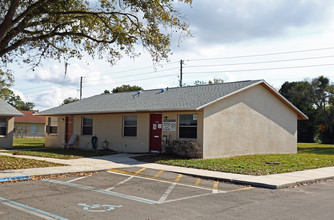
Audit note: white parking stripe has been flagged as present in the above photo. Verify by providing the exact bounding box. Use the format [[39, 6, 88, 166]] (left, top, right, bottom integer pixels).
[[159, 192, 219, 204], [42, 179, 156, 205], [66, 176, 88, 183], [107, 170, 226, 193], [0, 197, 68, 220], [104, 176, 134, 191], [158, 183, 177, 203], [2, 202, 56, 220]]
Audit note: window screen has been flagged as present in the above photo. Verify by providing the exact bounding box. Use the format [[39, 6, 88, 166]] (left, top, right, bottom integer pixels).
[[0, 118, 7, 135], [124, 115, 137, 137], [82, 117, 93, 135], [179, 114, 197, 138]]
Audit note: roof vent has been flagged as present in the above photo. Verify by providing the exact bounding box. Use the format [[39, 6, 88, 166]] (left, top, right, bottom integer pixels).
[[132, 90, 142, 98]]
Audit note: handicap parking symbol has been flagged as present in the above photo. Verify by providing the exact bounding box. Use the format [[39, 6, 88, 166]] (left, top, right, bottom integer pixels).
[[78, 203, 122, 213]]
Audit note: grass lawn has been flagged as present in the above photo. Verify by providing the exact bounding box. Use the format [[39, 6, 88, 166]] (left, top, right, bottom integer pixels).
[[13, 137, 45, 149], [134, 143, 334, 175], [3, 148, 117, 160], [0, 155, 66, 170], [3, 137, 117, 159]]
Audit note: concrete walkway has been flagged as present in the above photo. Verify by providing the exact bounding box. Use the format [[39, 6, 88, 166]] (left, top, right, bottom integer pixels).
[[1, 152, 334, 189]]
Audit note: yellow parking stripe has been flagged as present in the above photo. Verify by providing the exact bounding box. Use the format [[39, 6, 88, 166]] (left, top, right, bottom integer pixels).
[[213, 181, 219, 190], [107, 168, 253, 193], [154, 170, 164, 178], [195, 178, 202, 186], [225, 187, 254, 193], [174, 174, 183, 183], [135, 167, 146, 174]]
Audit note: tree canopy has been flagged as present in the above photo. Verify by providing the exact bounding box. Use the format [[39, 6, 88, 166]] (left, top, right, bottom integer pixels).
[[4, 89, 35, 110], [61, 97, 79, 105], [111, 84, 143, 93], [0, 69, 14, 99], [194, 78, 224, 86], [0, 0, 192, 71], [279, 76, 334, 143]]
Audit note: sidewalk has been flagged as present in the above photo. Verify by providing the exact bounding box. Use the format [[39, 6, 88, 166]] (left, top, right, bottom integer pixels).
[[1, 152, 334, 189]]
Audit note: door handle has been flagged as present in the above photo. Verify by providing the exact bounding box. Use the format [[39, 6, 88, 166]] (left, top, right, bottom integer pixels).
[[154, 136, 159, 138]]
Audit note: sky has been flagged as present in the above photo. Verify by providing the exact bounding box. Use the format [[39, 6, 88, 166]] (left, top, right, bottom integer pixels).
[[8, 0, 334, 110]]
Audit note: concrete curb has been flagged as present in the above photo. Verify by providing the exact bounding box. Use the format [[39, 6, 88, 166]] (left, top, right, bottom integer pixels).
[[1, 153, 334, 189], [0, 176, 31, 183]]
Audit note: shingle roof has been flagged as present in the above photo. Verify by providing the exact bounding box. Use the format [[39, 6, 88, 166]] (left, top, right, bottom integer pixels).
[[37, 80, 261, 115], [35, 80, 307, 120], [0, 99, 24, 117], [14, 111, 46, 123]]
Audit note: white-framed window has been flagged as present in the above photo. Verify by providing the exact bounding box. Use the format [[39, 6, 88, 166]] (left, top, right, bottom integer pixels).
[[82, 117, 93, 135], [179, 114, 197, 139], [31, 124, 37, 134], [123, 115, 137, 137], [0, 118, 7, 136], [48, 117, 58, 134]]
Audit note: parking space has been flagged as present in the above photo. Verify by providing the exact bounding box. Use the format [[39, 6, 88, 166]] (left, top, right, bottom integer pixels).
[[0, 167, 253, 219]]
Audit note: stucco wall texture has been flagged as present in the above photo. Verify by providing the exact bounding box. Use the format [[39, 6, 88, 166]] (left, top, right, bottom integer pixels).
[[44, 84, 299, 158], [202, 84, 297, 159], [0, 117, 15, 148], [45, 112, 202, 152]]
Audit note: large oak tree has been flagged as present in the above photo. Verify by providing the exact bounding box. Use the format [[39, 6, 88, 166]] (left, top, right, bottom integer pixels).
[[0, 0, 191, 69]]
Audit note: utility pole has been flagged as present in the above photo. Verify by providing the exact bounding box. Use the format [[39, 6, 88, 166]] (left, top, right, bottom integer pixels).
[[179, 59, 184, 87], [80, 76, 83, 100]]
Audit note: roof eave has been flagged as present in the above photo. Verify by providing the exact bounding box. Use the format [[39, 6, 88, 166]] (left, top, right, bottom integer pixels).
[[196, 80, 264, 111], [196, 80, 308, 120], [35, 108, 199, 116], [259, 81, 308, 120], [0, 113, 24, 117]]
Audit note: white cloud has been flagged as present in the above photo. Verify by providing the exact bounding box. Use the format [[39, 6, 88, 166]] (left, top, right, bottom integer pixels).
[[178, 0, 334, 46], [26, 63, 88, 84], [31, 86, 78, 110], [9, 0, 334, 111]]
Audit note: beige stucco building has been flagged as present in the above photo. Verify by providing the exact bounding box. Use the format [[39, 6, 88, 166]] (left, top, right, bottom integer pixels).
[[14, 111, 46, 138], [37, 80, 307, 159], [0, 99, 24, 148]]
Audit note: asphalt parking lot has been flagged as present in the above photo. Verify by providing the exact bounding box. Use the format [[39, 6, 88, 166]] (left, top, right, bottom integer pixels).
[[0, 167, 252, 219]]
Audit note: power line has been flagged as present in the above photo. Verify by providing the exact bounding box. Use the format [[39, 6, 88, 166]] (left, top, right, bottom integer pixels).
[[186, 55, 334, 68], [23, 72, 179, 99], [82, 73, 178, 89], [83, 67, 178, 84], [184, 63, 334, 75], [81, 60, 179, 80], [188, 46, 334, 62], [18, 66, 179, 93]]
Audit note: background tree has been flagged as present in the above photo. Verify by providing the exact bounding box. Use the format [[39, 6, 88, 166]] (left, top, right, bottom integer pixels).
[[279, 81, 317, 143], [279, 76, 334, 143], [0, 69, 14, 100], [62, 97, 79, 105], [5, 90, 35, 110], [309, 76, 334, 143], [0, 0, 192, 72], [112, 85, 143, 93], [194, 78, 224, 86], [208, 78, 224, 84]]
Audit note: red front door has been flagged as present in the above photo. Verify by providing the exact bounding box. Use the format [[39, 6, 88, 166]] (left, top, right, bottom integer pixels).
[[65, 116, 74, 143], [150, 114, 162, 152]]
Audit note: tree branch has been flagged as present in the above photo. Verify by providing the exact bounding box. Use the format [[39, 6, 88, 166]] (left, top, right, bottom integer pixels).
[[0, 0, 19, 42], [0, 29, 121, 57]]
